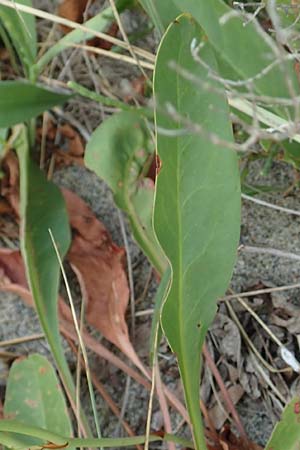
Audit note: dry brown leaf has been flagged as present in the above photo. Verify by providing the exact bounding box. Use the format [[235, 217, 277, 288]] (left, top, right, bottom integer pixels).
[[93, 22, 119, 50], [62, 188, 148, 374], [209, 384, 244, 430], [59, 124, 84, 157], [210, 313, 241, 363], [58, 0, 91, 32], [36, 120, 84, 167], [58, 0, 119, 49], [216, 425, 262, 450], [0, 249, 33, 307], [1, 151, 20, 215]]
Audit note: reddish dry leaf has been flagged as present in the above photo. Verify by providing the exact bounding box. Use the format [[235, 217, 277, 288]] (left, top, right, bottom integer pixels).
[[1, 151, 20, 215], [59, 124, 84, 157], [92, 22, 119, 50], [62, 188, 146, 372], [0, 200, 13, 215], [36, 120, 84, 167], [0, 249, 33, 307], [57, 0, 119, 50], [58, 0, 91, 32]]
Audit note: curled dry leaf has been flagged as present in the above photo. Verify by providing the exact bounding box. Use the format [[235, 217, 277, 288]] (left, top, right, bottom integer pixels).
[[62, 188, 146, 373]]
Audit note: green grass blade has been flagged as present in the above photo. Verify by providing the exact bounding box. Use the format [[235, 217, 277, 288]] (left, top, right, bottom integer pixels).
[[137, 0, 180, 36], [85, 110, 167, 274], [0, 81, 70, 128], [265, 397, 300, 450], [0, 0, 36, 79], [35, 2, 117, 75], [0, 420, 195, 449], [153, 15, 240, 449], [3, 354, 72, 447]]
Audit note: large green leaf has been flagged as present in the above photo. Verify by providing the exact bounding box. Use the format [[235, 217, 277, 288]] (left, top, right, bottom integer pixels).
[[265, 397, 300, 450], [173, 0, 299, 108], [153, 15, 240, 449], [13, 126, 90, 433], [85, 111, 166, 274], [3, 354, 72, 447], [138, 0, 180, 36], [0, 81, 70, 128], [0, 0, 36, 79]]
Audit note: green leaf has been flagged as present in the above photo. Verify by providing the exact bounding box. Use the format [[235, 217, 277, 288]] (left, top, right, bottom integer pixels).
[[153, 15, 240, 449], [265, 397, 300, 450], [0, 420, 195, 449], [85, 110, 167, 275], [3, 354, 72, 447], [35, 3, 113, 75], [138, 0, 180, 36], [0, 0, 36, 79], [0, 128, 8, 159], [173, 0, 299, 106], [13, 126, 91, 433], [282, 140, 300, 168], [0, 81, 70, 128]]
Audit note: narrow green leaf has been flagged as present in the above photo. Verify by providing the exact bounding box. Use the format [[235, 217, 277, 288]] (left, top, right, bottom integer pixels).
[[0, 420, 195, 449], [85, 111, 166, 275], [138, 0, 180, 36], [13, 126, 90, 433], [3, 354, 72, 447], [0, 0, 36, 78], [265, 397, 300, 450], [173, 0, 299, 106], [35, 2, 113, 75], [154, 15, 240, 449], [0, 81, 70, 128]]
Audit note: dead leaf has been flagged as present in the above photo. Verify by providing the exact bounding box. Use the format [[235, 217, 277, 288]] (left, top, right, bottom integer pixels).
[[270, 291, 300, 334], [59, 124, 84, 157], [93, 22, 119, 50], [62, 188, 147, 374], [210, 313, 241, 363], [58, 0, 91, 32], [1, 151, 20, 215], [218, 425, 262, 450], [36, 120, 84, 168], [209, 384, 244, 430], [0, 249, 33, 307]]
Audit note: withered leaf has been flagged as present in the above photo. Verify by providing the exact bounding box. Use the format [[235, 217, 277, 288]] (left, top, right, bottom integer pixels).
[[58, 0, 91, 32], [62, 189, 145, 372]]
